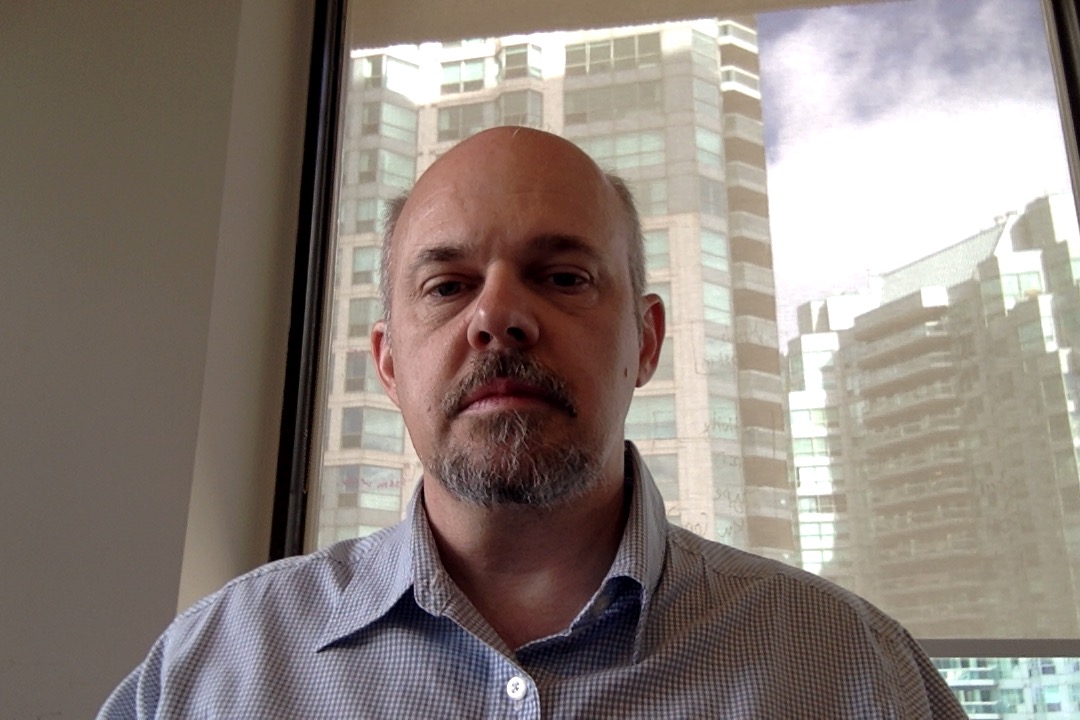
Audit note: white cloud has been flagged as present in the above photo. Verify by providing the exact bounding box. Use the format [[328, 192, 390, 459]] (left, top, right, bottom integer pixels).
[[758, 0, 1073, 341]]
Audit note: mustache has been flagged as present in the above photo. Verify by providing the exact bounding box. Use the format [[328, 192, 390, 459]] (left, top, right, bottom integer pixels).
[[441, 351, 577, 419]]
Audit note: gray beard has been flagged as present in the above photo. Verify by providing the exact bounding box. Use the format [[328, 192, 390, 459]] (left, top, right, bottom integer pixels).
[[432, 410, 602, 507]]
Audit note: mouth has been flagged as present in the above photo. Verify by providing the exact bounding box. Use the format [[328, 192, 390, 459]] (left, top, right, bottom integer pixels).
[[458, 379, 563, 414]]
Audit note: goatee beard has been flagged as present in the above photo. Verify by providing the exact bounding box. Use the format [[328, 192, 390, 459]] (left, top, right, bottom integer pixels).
[[431, 351, 602, 507]]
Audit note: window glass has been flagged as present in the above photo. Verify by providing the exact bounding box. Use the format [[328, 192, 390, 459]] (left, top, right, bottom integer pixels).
[[314, 3, 1080, 688]]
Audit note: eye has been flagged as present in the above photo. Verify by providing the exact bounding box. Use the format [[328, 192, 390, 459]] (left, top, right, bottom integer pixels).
[[422, 278, 470, 299], [433, 280, 463, 297], [546, 271, 591, 290]]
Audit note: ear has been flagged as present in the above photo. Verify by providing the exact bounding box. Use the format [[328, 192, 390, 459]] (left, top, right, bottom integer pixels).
[[371, 320, 400, 406], [635, 293, 666, 387]]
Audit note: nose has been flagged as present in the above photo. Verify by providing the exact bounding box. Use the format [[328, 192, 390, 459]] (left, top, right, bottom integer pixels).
[[467, 265, 539, 351]]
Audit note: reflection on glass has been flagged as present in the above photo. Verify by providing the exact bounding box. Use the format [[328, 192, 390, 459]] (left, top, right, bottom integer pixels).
[[314, 0, 1078, 670]]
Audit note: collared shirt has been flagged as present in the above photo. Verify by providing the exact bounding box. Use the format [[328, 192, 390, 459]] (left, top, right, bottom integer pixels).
[[99, 444, 966, 719]]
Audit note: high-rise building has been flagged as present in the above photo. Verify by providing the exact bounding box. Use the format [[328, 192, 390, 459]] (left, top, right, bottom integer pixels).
[[317, 17, 795, 564], [787, 193, 1080, 638]]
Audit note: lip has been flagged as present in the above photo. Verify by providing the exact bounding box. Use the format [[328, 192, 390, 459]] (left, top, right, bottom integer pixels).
[[458, 379, 556, 413]]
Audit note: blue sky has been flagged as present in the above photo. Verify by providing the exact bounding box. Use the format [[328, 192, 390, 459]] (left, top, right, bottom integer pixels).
[[753, 0, 1072, 340]]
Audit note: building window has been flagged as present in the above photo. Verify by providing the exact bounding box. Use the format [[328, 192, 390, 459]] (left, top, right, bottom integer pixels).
[[700, 177, 727, 216], [645, 453, 679, 499], [497, 90, 543, 127], [441, 58, 485, 94], [643, 229, 669, 271], [565, 32, 661, 75], [341, 407, 404, 452], [703, 281, 731, 325], [501, 43, 542, 79], [576, 130, 665, 171], [564, 80, 662, 124], [691, 30, 717, 66], [626, 394, 677, 440], [360, 102, 417, 144], [354, 55, 418, 95], [706, 336, 735, 370], [693, 77, 721, 119], [634, 178, 667, 216], [348, 297, 380, 338], [696, 127, 724, 167], [701, 229, 729, 273], [438, 102, 489, 142], [352, 245, 380, 285], [708, 396, 739, 439], [344, 350, 380, 393], [378, 149, 414, 189]]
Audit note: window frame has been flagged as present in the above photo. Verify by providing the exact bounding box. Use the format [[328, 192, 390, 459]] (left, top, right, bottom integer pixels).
[[273, 0, 1080, 662]]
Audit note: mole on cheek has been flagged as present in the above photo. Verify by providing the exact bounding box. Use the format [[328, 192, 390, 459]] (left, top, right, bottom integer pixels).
[[623, 368, 629, 378]]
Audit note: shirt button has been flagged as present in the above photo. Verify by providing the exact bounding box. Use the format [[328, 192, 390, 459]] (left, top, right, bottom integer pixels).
[[505, 675, 528, 700]]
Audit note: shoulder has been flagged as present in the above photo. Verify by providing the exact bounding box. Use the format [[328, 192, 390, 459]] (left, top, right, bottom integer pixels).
[[166, 525, 402, 645], [661, 525, 909, 644]]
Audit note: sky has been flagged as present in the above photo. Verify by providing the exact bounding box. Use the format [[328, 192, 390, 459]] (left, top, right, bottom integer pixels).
[[754, 0, 1074, 341]]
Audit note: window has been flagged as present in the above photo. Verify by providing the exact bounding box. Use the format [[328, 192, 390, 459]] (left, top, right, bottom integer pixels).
[[348, 297, 380, 338], [700, 229, 728, 273], [305, 1, 1080, 702], [696, 127, 723, 167], [643, 229, 669, 271], [360, 102, 417, 144], [693, 77, 721, 119], [497, 90, 542, 127], [564, 80, 662, 124], [699, 176, 727, 216], [576, 131, 665, 171], [625, 394, 677, 440], [351, 245, 379, 285], [565, 32, 661, 76], [438, 102, 489, 142], [501, 43, 542, 79], [341, 407, 404, 453], [702, 282, 731, 325], [354, 54, 418, 95], [441, 58, 486, 94], [344, 351, 381, 393]]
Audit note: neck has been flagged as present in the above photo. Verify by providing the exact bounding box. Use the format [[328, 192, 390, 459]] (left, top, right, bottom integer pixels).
[[422, 474, 629, 650]]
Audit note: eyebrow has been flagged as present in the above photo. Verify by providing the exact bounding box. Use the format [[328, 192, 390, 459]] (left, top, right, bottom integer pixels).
[[406, 234, 605, 278]]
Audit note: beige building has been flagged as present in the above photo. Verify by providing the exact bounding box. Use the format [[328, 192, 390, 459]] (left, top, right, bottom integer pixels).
[[316, 17, 794, 565]]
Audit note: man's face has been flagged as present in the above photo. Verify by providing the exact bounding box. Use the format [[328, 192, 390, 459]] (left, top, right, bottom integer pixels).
[[371, 128, 663, 507]]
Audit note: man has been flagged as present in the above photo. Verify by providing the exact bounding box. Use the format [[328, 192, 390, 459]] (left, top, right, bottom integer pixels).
[[99, 127, 966, 718]]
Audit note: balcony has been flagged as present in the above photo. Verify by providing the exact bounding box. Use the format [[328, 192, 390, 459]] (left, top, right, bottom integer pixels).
[[734, 315, 779, 349], [726, 161, 768, 194], [723, 114, 764, 145], [859, 350, 956, 396], [737, 369, 783, 403], [731, 261, 775, 296], [741, 426, 788, 460], [728, 211, 771, 243], [863, 410, 964, 454], [871, 504, 974, 538], [862, 445, 967, 483], [862, 380, 959, 426], [868, 475, 968, 509], [878, 535, 979, 566], [857, 321, 950, 370]]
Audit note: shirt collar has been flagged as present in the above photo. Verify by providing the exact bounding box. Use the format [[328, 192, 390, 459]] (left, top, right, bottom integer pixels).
[[316, 441, 669, 652]]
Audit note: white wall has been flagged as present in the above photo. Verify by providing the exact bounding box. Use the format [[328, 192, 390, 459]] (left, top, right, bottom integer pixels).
[[0, 2, 312, 716]]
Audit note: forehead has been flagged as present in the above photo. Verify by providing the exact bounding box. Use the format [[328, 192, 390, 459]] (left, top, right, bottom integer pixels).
[[393, 133, 625, 259]]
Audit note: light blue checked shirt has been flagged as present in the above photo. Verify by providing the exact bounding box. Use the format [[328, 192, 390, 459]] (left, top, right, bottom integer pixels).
[[99, 444, 965, 718]]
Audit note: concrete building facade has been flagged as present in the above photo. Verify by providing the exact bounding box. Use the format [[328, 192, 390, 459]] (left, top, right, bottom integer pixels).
[[316, 17, 795, 563]]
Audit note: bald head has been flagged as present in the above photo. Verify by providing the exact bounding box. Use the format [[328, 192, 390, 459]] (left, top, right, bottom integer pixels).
[[378, 127, 646, 329]]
